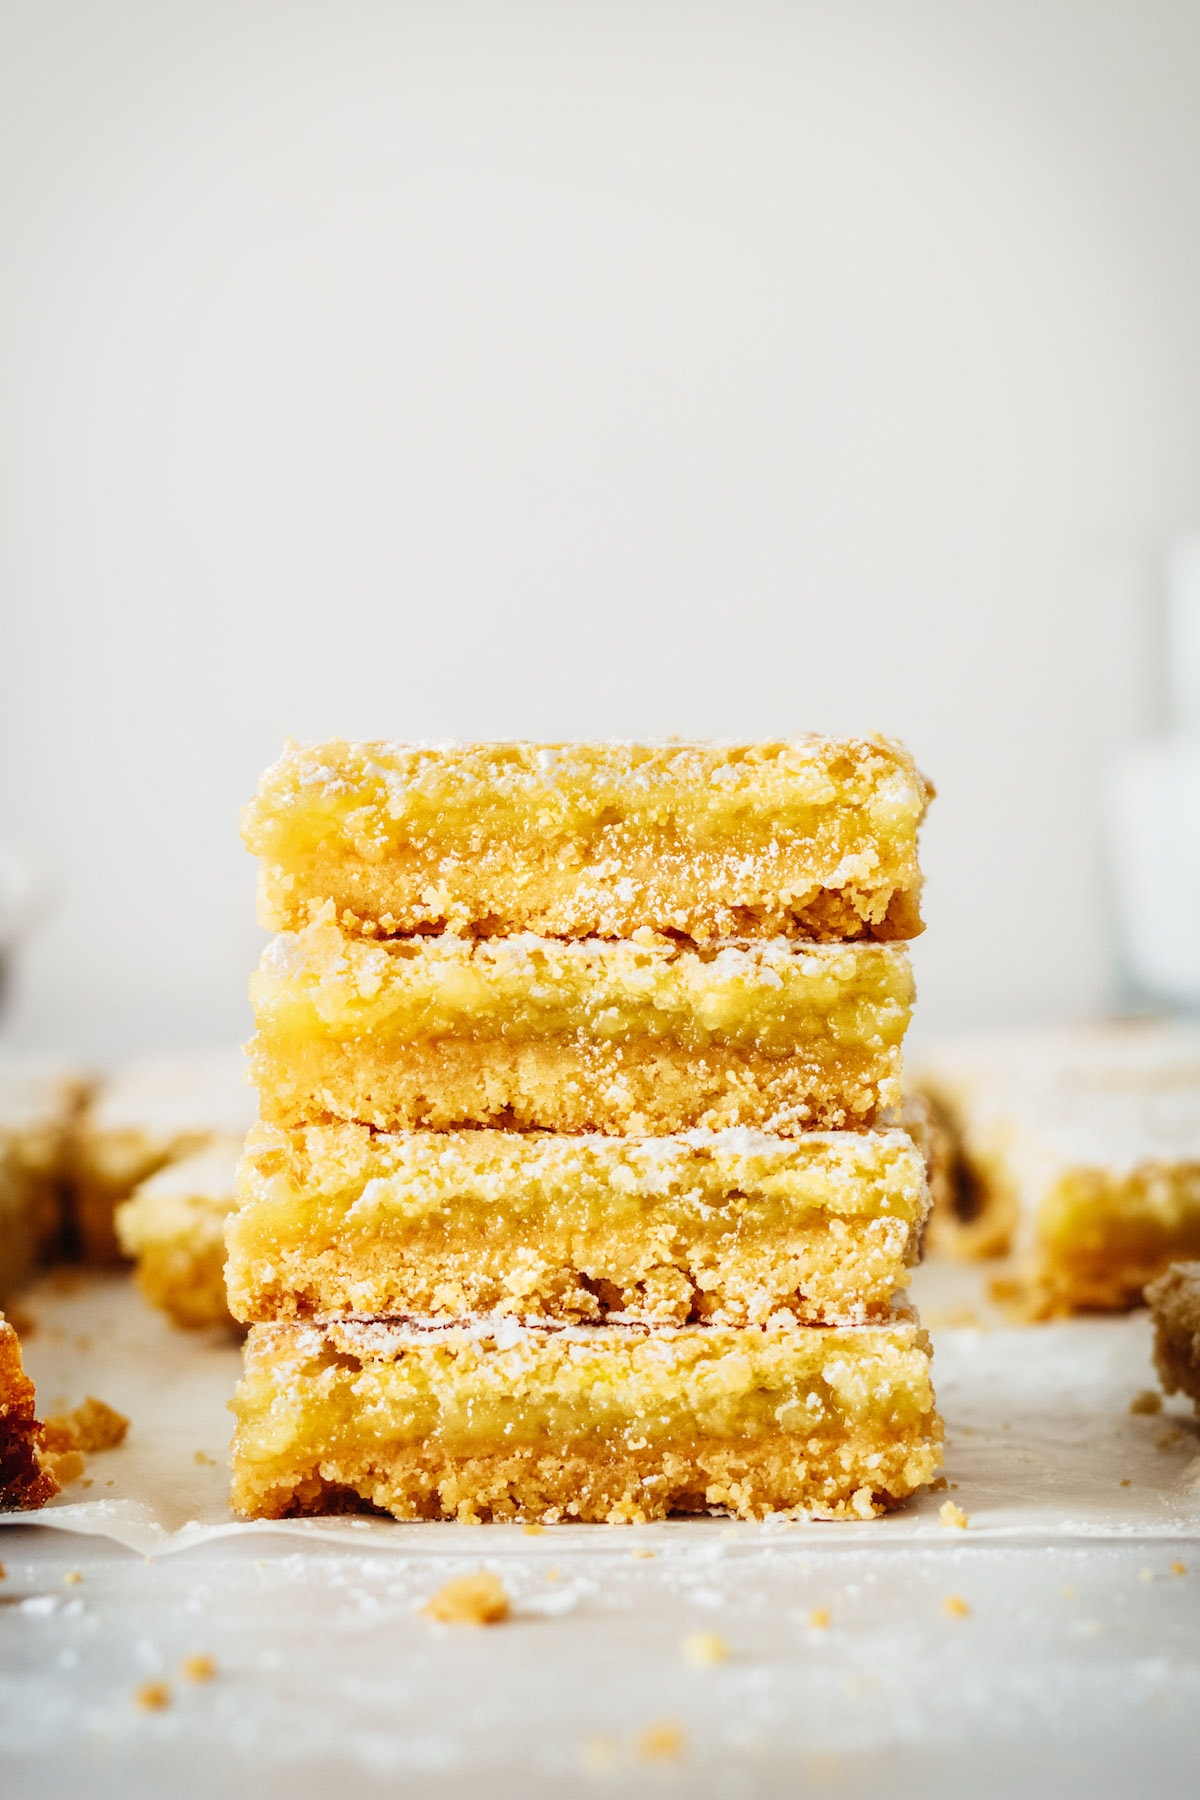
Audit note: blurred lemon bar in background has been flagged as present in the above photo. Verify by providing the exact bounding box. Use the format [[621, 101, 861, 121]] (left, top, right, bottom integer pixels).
[[227, 1122, 930, 1329], [229, 1309, 942, 1525], [249, 916, 913, 1136], [0, 1056, 92, 1300], [243, 737, 931, 943], [116, 1140, 242, 1330], [76, 1051, 255, 1263], [914, 1022, 1200, 1314]]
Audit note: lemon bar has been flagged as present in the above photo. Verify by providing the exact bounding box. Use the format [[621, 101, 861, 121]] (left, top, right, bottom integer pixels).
[[115, 1141, 242, 1330], [916, 1023, 1200, 1313], [0, 1312, 59, 1510], [1147, 1261, 1200, 1415], [243, 737, 930, 942], [229, 1313, 942, 1523], [76, 1051, 257, 1263], [228, 1123, 929, 1328], [0, 1057, 92, 1298], [250, 914, 912, 1135]]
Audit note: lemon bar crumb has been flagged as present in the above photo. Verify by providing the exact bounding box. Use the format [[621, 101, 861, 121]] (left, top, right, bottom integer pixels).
[[682, 1631, 728, 1667], [421, 1571, 510, 1626], [637, 1720, 685, 1762]]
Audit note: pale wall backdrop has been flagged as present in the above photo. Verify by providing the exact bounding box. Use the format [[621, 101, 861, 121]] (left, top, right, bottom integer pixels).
[[2, 0, 1200, 1059]]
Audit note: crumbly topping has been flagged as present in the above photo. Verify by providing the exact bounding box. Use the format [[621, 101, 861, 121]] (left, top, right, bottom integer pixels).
[[43, 1395, 129, 1455]]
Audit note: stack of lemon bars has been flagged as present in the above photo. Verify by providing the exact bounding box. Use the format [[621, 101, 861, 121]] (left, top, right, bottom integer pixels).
[[227, 738, 943, 1524]]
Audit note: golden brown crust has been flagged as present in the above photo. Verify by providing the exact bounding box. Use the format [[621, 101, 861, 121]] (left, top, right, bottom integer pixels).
[[252, 1033, 902, 1136], [0, 1316, 59, 1511], [244, 736, 930, 942]]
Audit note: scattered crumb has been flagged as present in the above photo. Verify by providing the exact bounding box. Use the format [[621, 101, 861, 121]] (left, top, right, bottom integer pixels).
[[1171, 1561, 1188, 1577], [1120, 1478, 1132, 1488], [637, 1720, 684, 1762], [420, 1571, 510, 1626], [80, 1479, 93, 1489], [1139, 1568, 1155, 1583], [182, 1655, 216, 1682], [62, 1570, 81, 1586], [1130, 1389, 1163, 1416], [1156, 1427, 1184, 1451], [943, 1595, 971, 1619], [43, 1396, 129, 1455], [134, 1681, 171, 1712], [939, 1501, 969, 1530], [926, 1306, 984, 1329], [522, 1523, 544, 1536], [950, 1482, 959, 1490], [930, 1476, 948, 1493], [1061, 1585, 1076, 1600], [681, 1630, 728, 1667], [546, 1568, 561, 1583], [193, 1450, 216, 1467], [807, 1607, 831, 1630], [0, 1563, 6, 1580], [581, 1735, 617, 1773], [631, 1548, 656, 1560], [44, 1450, 85, 1486]]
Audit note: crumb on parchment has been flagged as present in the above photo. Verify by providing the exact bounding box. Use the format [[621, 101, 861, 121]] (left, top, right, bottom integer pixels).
[[943, 1595, 971, 1618], [44, 1396, 129, 1455], [681, 1631, 727, 1667], [134, 1682, 171, 1711], [637, 1720, 685, 1762], [420, 1571, 510, 1626], [939, 1500, 969, 1529], [1130, 1390, 1163, 1416], [808, 1607, 831, 1630], [1171, 1561, 1188, 1576], [182, 1655, 216, 1682]]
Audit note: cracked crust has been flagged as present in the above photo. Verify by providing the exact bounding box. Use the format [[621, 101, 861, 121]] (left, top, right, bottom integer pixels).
[[0, 1315, 59, 1511]]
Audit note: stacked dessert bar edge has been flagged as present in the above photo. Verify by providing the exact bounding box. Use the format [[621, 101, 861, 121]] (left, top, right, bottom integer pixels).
[[227, 737, 943, 1523]]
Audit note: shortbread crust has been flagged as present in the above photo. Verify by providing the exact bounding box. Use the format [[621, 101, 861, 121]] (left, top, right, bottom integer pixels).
[[229, 1314, 942, 1523], [228, 1123, 929, 1327], [116, 1141, 242, 1329], [243, 737, 930, 942], [250, 918, 911, 1134]]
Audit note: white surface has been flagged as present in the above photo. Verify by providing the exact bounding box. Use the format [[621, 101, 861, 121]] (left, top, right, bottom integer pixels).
[[4, 1, 1200, 1057], [2, 1266, 1200, 1796]]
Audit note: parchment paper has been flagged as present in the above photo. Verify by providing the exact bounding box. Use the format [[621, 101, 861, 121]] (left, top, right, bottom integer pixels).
[[4, 1264, 1198, 1556]]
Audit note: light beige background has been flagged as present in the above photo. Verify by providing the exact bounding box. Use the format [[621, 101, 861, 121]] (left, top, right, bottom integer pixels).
[[2, 0, 1199, 1058]]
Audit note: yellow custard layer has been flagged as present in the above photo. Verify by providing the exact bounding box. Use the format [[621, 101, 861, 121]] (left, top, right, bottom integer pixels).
[[244, 737, 930, 942], [227, 1124, 929, 1327], [229, 1316, 942, 1523], [250, 918, 911, 1133]]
